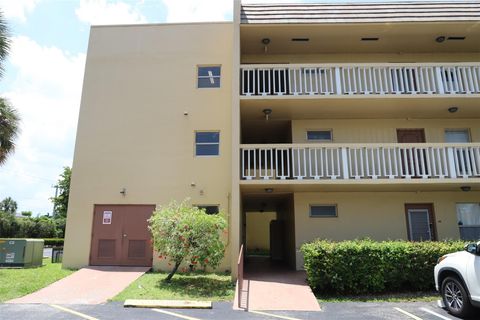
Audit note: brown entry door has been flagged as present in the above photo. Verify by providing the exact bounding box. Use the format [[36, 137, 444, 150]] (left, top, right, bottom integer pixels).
[[405, 204, 437, 241], [90, 205, 154, 266], [397, 129, 426, 177]]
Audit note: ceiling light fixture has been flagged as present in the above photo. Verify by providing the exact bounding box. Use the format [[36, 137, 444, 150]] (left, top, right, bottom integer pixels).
[[265, 188, 274, 193], [262, 38, 270, 53], [436, 36, 446, 43], [461, 186, 471, 192], [448, 106, 459, 113], [361, 37, 379, 41], [447, 36, 466, 41], [292, 38, 309, 42], [262, 108, 272, 121]]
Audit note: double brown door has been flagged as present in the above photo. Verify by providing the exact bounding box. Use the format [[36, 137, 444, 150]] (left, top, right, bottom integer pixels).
[[90, 204, 154, 266]]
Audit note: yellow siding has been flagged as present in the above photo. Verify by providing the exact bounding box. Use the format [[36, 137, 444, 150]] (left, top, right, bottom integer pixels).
[[63, 22, 233, 270], [246, 211, 276, 252], [292, 119, 480, 143], [242, 52, 480, 64], [293, 191, 480, 269]]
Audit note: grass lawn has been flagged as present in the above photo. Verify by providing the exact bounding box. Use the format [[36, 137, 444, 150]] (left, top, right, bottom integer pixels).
[[317, 291, 439, 303], [0, 258, 74, 302], [113, 271, 235, 302]]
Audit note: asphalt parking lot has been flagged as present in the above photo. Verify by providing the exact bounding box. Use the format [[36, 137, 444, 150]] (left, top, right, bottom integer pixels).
[[1, 300, 479, 320]]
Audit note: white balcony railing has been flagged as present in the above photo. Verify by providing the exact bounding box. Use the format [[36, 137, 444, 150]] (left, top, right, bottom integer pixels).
[[240, 143, 480, 181], [240, 63, 480, 97]]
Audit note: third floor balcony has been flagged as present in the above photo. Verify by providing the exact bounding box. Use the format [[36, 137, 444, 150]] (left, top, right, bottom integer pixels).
[[240, 63, 480, 99]]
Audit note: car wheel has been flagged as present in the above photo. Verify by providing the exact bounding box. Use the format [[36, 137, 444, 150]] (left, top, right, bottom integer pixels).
[[441, 276, 475, 317]]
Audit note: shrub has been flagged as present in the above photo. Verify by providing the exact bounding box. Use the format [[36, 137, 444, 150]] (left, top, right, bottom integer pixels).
[[149, 200, 227, 281], [301, 239, 465, 294]]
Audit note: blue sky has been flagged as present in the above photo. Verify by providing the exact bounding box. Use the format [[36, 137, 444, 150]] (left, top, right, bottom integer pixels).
[[0, 0, 461, 215]]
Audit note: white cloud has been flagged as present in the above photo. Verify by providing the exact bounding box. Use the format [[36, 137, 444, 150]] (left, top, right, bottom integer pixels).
[[0, 36, 86, 214], [75, 0, 147, 26], [0, 0, 39, 22], [161, 0, 232, 23]]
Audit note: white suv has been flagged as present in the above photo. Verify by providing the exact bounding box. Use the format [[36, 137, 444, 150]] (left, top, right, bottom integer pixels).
[[434, 242, 480, 318]]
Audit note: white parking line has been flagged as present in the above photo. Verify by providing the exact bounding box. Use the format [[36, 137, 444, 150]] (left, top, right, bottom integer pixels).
[[152, 308, 203, 320], [419, 307, 453, 320], [49, 304, 99, 320], [394, 307, 423, 320], [249, 310, 304, 320]]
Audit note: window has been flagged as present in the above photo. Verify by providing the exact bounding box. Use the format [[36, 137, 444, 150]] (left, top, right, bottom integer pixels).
[[445, 129, 471, 143], [195, 131, 220, 156], [197, 66, 221, 88], [456, 203, 480, 240], [310, 205, 337, 217], [306, 130, 332, 142], [196, 205, 219, 215]]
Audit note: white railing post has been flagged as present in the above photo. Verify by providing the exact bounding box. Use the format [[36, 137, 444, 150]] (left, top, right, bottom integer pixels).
[[447, 147, 458, 178]]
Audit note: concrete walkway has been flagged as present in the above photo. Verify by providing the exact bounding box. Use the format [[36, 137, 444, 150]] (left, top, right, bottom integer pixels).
[[8, 266, 149, 304], [236, 257, 321, 311]]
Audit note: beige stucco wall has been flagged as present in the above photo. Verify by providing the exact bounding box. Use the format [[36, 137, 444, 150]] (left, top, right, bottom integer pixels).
[[63, 22, 233, 270], [242, 52, 480, 64], [292, 119, 480, 144], [293, 191, 480, 269], [245, 211, 276, 252]]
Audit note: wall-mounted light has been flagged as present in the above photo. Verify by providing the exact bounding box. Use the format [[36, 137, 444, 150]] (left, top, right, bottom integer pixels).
[[448, 106, 459, 113]]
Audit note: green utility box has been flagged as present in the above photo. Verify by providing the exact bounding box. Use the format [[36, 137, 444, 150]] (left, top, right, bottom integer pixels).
[[0, 239, 44, 268]]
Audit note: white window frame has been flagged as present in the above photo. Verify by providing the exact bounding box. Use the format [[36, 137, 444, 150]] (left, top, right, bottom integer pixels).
[[194, 204, 220, 215], [306, 129, 333, 142], [309, 204, 338, 218], [444, 128, 471, 143], [197, 65, 221, 89], [195, 131, 220, 157]]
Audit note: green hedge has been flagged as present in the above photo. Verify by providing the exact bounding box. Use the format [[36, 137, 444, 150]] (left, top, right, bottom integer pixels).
[[43, 238, 64, 247], [301, 239, 465, 294]]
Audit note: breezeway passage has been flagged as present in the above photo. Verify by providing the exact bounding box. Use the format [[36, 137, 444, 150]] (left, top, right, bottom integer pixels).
[[0, 301, 475, 320], [7, 266, 149, 304]]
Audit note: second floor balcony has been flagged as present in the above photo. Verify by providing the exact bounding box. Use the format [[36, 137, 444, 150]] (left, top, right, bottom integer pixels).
[[240, 63, 480, 98], [240, 143, 480, 183]]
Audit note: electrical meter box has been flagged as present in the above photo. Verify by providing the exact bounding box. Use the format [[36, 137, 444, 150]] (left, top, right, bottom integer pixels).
[[0, 239, 44, 267]]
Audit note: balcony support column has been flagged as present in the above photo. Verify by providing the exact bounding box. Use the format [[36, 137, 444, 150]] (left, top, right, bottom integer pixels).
[[334, 67, 342, 95], [447, 147, 457, 179], [435, 67, 445, 94], [341, 148, 349, 180]]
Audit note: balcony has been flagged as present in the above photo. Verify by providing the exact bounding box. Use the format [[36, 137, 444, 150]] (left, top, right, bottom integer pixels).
[[240, 143, 480, 183], [240, 63, 480, 98]]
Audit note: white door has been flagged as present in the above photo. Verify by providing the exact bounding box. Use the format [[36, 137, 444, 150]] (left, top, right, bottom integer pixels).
[[408, 209, 432, 241]]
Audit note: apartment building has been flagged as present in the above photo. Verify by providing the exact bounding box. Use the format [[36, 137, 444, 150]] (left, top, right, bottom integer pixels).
[[63, 1, 480, 273]]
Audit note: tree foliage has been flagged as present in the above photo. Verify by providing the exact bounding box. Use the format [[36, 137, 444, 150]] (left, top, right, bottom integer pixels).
[[0, 11, 18, 166], [149, 200, 227, 281], [50, 166, 71, 218], [0, 196, 17, 214]]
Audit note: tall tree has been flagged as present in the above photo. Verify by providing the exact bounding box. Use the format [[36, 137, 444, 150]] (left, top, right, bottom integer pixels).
[[0, 196, 17, 215], [50, 166, 71, 218], [0, 10, 19, 166]]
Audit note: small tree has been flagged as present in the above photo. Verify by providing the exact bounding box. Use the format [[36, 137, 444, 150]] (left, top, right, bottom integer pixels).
[[149, 200, 227, 282], [0, 196, 17, 215], [50, 166, 71, 218]]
